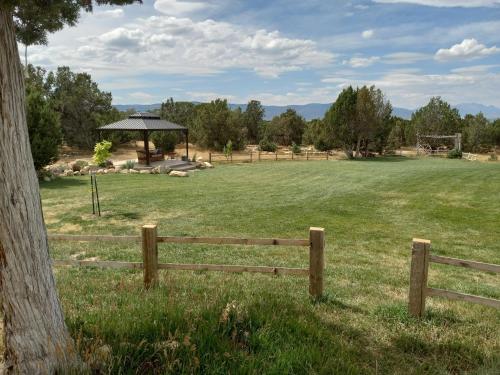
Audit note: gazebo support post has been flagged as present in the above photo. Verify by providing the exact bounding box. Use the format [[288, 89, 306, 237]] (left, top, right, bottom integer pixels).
[[143, 130, 150, 166], [185, 130, 189, 161]]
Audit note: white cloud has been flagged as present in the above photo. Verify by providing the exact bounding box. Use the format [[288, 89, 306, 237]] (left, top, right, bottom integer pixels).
[[30, 15, 333, 79], [362, 29, 374, 39], [451, 64, 499, 73], [154, 0, 213, 16], [94, 9, 124, 18], [373, 0, 500, 7], [186, 91, 236, 102], [322, 66, 500, 108], [383, 52, 430, 64], [344, 56, 380, 67], [129, 91, 157, 101], [435, 38, 500, 61]]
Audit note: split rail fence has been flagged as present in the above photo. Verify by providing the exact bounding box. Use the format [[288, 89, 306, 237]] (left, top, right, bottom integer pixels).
[[49, 225, 325, 298], [409, 238, 500, 317], [208, 151, 331, 164]]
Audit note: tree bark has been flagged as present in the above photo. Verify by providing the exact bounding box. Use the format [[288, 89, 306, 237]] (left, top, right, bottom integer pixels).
[[0, 9, 80, 373], [355, 136, 362, 158]]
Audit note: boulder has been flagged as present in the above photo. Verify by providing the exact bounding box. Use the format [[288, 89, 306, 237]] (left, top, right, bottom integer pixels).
[[169, 170, 188, 177], [203, 162, 214, 168], [70, 163, 81, 172], [140, 169, 151, 174], [120, 169, 130, 174], [130, 169, 139, 174], [152, 167, 160, 174], [196, 157, 204, 162], [107, 168, 116, 174], [158, 165, 172, 174], [43, 176, 51, 182], [97, 169, 105, 174], [80, 169, 88, 176], [64, 170, 74, 177]]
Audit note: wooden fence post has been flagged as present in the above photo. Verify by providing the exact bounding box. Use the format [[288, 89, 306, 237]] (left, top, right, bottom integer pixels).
[[250, 151, 252, 163], [142, 224, 158, 289], [209, 152, 212, 163], [306, 151, 309, 160], [309, 227, 325, 299], [258, 151, 261, 161], [275, 152, 278, 161], [408, 238, 430, 317]]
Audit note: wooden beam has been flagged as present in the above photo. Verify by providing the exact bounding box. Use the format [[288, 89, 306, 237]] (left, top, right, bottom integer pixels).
[[142, 224, 158, 289], [429, 255, 500, 274], [426, 287, 500, 309], [144, 130, 150, 166], [156, 236, 310, 247], [408, 239, 431, 317], [51, 260, 309, 276], [185, 129, 189, 160], [309, 227, 325, 299], [52, 260, 143, 269], [48, 234, 140, 242], [157, 262, 309, 276]]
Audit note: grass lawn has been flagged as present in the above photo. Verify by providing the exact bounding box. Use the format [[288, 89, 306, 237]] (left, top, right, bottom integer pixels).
[[41, 157, 500, 374]]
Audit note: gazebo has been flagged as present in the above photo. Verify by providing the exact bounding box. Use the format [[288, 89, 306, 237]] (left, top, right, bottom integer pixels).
[[98, 112, 189, 166]]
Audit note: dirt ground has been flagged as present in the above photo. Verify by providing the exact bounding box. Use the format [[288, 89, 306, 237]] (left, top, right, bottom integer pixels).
[[56, 143, 497, 165]]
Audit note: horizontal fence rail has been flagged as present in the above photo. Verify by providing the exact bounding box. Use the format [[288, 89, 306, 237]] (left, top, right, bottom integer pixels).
[[426, 288, 500, 309], [49, 225, 324, 298], [157, 263, 309, 276], [429, 254, 500, 273], [48, 234, 141, 242], [409, 238, 500, 317], [156, 236, 310, 246]]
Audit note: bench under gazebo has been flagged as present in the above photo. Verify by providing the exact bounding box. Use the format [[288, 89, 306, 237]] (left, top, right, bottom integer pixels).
[[98, 112, 189, 166]]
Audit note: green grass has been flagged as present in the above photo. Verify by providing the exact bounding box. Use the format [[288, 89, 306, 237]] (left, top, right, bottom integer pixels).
[[41, 157, 500, 374]]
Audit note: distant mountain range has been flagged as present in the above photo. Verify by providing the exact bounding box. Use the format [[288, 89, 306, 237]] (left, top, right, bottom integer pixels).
[[113, 102, 500, 121]]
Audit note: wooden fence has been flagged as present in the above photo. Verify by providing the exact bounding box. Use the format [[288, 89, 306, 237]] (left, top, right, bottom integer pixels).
[[49, 225, 325, 298], [409, 239, 500, 317], [208, 151, 331, 164]]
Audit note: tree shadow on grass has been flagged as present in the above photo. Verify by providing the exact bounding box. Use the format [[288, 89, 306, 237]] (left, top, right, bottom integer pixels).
[[351, 156, 411, 163], [40, 177, 88, 189], [110, 211, 142, 220], [66, 288, 375, 374], [313, 293, 365, 314], [390, 332, 490, 373]]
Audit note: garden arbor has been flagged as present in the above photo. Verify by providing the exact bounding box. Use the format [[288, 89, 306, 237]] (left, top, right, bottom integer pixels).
[[99, 112, 188, 165], [416, 133, 462, 155]]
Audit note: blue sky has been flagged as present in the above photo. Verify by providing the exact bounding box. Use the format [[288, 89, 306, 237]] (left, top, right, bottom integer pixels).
[[27, 0, 500, 108]]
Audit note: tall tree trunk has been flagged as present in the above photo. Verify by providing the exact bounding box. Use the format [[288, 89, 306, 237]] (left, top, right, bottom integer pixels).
[[355, 135, 362, 158], [0, 9, 80, 373]]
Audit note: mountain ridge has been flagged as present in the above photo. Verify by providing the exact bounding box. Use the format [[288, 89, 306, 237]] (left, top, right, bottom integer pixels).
[[113, 102, 500, 121]]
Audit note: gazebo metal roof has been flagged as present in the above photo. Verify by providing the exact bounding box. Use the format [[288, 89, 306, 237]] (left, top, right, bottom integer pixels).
[[98, 112, 189, 166], [98, 112, 187, 131]]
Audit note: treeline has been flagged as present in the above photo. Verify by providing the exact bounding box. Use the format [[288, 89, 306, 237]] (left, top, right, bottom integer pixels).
[[154, 89, 500, 158], [26, 65, 500, 170], [25, 65, 124, 170]]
